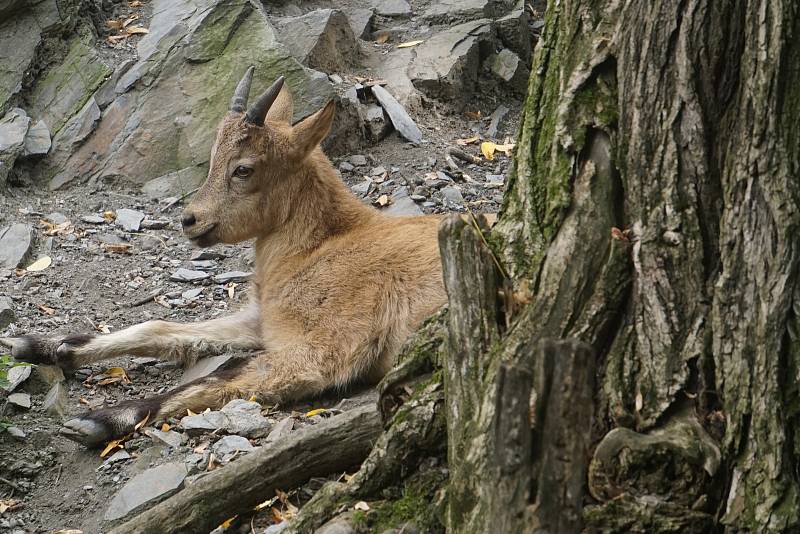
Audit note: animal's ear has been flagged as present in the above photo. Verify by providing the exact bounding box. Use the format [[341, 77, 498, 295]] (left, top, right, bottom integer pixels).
[[291, 100, 336, 156], [266, 83, 293, 124]]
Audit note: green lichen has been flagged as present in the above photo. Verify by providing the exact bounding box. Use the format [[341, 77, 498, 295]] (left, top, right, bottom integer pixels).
[[362, 468, 447, 534]]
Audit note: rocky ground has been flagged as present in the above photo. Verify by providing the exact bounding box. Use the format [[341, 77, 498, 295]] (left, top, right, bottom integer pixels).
[[0, 0, 543, 532]]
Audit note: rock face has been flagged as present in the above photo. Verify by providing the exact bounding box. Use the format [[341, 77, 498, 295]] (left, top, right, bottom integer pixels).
[[0, 108, 30, 185], [422, 0, 514, 23], [272, 9, 359, 73], [407, 19, 494, 101], [490, 49, 530, 94], [104, 462, 187, 521], [28, 0, 334, 191]]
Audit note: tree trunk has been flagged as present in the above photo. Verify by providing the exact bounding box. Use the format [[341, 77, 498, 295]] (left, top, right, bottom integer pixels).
[[485, 0, 800, 530]]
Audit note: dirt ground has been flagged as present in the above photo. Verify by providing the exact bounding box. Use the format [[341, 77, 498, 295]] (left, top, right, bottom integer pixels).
[[0, 1, 531, 532]]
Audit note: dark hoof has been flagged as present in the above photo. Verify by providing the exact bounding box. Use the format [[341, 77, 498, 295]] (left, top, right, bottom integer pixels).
[[61, 401, 154, 448], [0, 333, 93, 368]]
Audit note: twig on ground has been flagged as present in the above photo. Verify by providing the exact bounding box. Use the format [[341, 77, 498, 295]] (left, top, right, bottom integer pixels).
[[160, 187, 200, 212]]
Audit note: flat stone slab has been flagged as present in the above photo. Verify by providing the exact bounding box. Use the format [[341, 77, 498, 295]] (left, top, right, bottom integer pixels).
[[385, 186, 423, 217], [213, 271, 252, 283], [0, 223, 34, 269], [170, 268, 211, 282], [178, 354, 233, 385], [104, 462, 187, 521], [115, 208, 145, 232], [371, 85, 422, 143], [146, 429, 185, 448], [212, 435, 254, 457], [7, 392, 30, 409]]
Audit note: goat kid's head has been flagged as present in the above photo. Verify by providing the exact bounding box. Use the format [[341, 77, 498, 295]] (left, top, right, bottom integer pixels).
[[182, 66, 336, 247]]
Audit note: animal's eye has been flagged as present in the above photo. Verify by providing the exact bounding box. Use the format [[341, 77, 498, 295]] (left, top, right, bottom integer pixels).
[[233, 166, 253, 179]]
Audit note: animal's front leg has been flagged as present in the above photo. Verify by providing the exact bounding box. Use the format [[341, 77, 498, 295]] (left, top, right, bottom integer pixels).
[[60, 345, 345, 447], [0, 304, 263, 370]]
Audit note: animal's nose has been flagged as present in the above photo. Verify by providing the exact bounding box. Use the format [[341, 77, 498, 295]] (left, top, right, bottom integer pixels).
[[181, 212, 197, 228]]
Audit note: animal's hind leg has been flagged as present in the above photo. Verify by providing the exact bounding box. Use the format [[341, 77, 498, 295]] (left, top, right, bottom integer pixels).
[[1, 303, 263, 370], [60, 344, 349, 447]]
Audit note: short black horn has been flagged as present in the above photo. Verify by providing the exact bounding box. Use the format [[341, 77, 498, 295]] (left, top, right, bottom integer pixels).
[[230, 66, 255, 113], [245, 76, 285, 125]]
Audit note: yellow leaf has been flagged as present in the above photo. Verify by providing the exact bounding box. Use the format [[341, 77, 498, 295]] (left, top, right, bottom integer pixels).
[[26, 256, 52, 272], [161, 423, 170, 432], [397, 40, 424, 48], [100, 439, 123, 458], [134, 411, 150, 431], [248, 395, 258, 402], [305, 408, 327, 417], [480, 141, 496, 161], [103, 210, 116, 221], [125, 26, 149, 35], [494, 143, 515, 155], [455, 135, 480, 146], [218, 515, 238, 529]]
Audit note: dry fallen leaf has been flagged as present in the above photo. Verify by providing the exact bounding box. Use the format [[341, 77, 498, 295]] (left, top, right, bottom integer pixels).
[[193, 441, 210, 454], [53, 530, 83, 534], [38, 304, 56, 316], [0, 499, 17, 514], [161, 423, 171, 432], [106, 19, 122, 30], [218, 515, 238, 530], [129, 0, 143, 6], [481, 141, 497, 161], [122, 14, 140, 27], [397, 40, 424, 48], [375, 194, 390, 207], [456, 135, 480, 146], [103, 210, 116, 221], [465, 110, 481, 120], [106, 34, 129, 45], [100, 367, 131, 385], [354, 501, 370, 511], [374, 32, 390, 44], [100, 439, 124, 458], [102, 243, 133, 254], [305, 408, 327, 417], [494, 142, 515, 155], [26, 256, 52, 272], [125, 26, 150, 35]]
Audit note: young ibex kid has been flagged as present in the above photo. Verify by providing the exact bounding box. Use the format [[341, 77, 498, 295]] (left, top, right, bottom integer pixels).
[[2, 67, 446, 447]]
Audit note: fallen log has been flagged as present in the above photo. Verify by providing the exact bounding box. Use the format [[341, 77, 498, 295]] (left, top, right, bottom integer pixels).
[[109, 404, 381, 534]]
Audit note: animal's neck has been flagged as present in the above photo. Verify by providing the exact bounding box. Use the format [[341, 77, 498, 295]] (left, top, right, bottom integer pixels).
[[255, 153, 377, 271]]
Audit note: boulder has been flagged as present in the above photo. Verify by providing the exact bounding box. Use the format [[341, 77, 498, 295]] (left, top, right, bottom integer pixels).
[[48, 0, 334, 190], [490, 49, 530, 93], [408, 20, 495, 102], [0, 108, 30, 185], [21, 120, 50, 157], [0, 223, 34, 269], [345, 8, 374, 39], [0, 296, 14, 329], [273, 9, 359, 73], [495, 9, 532, 64]]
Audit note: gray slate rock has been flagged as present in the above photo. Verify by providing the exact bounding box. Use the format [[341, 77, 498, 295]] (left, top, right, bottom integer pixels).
[[212, 435, 254, 457], [371, 85, 423, 143], [170, 268, 211, 282], [408, 20, 494, 101], [316, 518, 355, 534], [103, 449, 132, 465], [45, 212, 68, 224], [81, 215, 106, 225], [21, 120, 50, 156], [374, 0, 412, 17], [272, 9, 359, 73], [180, 411, 230, 434], [350, 154, 368, 166], [490, 49, 530, 93], [142, 166, 205, 200], [266, 417, 294, 442], [221, 399, 271, 438], [146, 429, 185, 448], [422, 0, 511, 22], [0, 296, 14, 328], [365, 104, 391, 142], [495, 9, 532, 63], [3, 365, 31, 392], [179, 354, 233, 385], [104, 462, 187, 521], [0, 108, 29, 185], [115, 208, 145, 232], [213, 271, 252, 283], [42, 381, 67, 417], [6, 426, 25, 440], [441, 185, 466, 207], [385, 187, 423, 217], [7, 392, 30, 409]]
